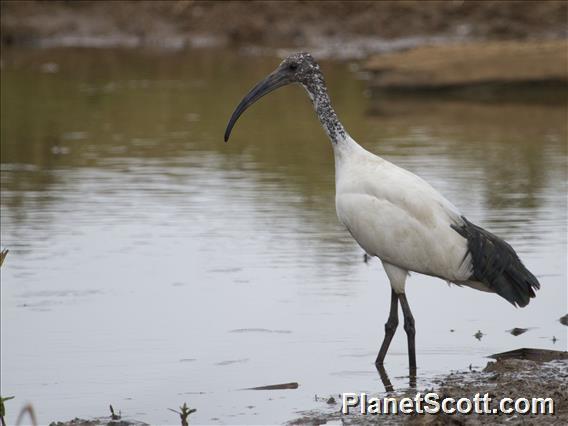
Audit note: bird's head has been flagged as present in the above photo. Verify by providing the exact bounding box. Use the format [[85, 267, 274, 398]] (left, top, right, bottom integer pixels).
[[224, 52, 322, 142]]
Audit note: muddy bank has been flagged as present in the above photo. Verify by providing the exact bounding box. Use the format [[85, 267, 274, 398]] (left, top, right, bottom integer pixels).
[[364, 39, 568, 97], [1, 1, 567, 58], [290, 357, 568, 425], [49, 418, 148, 426]]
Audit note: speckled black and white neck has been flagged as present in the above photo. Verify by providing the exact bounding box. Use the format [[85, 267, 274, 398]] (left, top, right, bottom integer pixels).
[[283, 53, 347, 144], [303, 71, 347, 144]]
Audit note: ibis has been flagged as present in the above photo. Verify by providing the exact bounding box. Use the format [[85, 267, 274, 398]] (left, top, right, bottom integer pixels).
[[224, 52, 540, 370]]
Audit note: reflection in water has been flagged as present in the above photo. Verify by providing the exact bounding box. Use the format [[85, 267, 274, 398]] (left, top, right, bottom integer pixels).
[[376, 364, 416, 393], [1, 48, 567, 425], [377, 364, 394, 393]]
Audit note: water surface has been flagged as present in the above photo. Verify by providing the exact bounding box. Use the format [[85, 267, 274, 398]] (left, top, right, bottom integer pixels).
[[1, 48, 567, 424]]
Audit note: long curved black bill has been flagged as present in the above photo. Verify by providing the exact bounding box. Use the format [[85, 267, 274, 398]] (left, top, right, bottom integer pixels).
[[224, 70, 289, 142]]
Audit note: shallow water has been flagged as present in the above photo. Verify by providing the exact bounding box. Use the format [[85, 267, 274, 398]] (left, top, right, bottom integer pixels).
[[1, 48, 567, 425]]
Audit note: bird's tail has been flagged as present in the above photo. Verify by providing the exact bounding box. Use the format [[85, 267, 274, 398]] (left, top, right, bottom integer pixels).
[[451, 217, 540, 307]]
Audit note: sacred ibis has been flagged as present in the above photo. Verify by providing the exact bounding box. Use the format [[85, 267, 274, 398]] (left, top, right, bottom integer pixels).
[[224, 52, 540, 370]]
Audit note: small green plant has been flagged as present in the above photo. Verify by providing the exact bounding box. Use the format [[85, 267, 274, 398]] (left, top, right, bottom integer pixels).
[[168, 403, 196, 426], [0, 396, 15, 426], [0, 249, 8, 267]]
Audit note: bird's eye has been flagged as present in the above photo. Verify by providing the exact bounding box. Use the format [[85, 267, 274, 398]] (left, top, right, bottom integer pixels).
[[289, 63, 298, 71]]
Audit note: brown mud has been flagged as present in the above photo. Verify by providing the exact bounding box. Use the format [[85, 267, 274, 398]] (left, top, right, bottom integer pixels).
[[364, 39, 568, 93], [1, 1, 567, 58], [49, 418, 149, 426], [290, 357, 568, 425]]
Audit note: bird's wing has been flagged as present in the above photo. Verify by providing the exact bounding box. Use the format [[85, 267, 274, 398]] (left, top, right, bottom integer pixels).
[[335, 157, 472, 281], [336, 154, 539, 306], [451, 217, 540, 307]]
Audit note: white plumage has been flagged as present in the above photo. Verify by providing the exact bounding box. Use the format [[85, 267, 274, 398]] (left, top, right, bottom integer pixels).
[[334, 138, 474, 288]]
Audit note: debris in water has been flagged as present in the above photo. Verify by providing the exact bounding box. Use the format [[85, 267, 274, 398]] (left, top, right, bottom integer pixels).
[[489, 348, 568, 362], [363, 253, 369, 264], [474, 330, 484, 341], [552, 336, 557, 343], [326, 396, 336, 405], [559, 314, 568, 326], [450, 329, 455, 333], [244, 382, 299, 390], [507, 327, 529, 336]]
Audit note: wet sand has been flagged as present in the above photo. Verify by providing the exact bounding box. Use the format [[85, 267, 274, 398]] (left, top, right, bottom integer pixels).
[[290, 356, 568, 425]]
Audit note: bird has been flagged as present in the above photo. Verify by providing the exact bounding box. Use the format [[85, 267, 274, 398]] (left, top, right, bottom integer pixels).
[[224, 52, 540, 371]]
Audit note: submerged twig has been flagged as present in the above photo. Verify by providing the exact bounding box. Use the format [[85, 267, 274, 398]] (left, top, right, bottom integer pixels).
[[244, 382, 299, 390], [15, 404, 36, 426]]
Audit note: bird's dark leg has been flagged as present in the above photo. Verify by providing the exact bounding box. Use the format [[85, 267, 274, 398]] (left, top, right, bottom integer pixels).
[[408, 366, 417, 389], [375, 289, 399, 366], [399, 293, 416, 371]]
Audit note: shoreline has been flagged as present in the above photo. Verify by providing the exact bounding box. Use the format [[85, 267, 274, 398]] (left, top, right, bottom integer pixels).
[[2, 1, 567, 59], [290, 356, 568, 425], [42, 351, 568, 426]]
